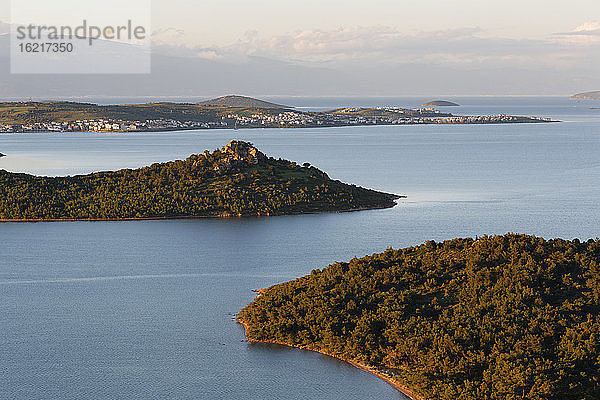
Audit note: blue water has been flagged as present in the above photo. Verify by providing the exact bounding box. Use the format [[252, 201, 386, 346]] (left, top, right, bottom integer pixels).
[[277, 96, 600, 118], [0, 98, 599, 399], [9, 95, 599, 118]]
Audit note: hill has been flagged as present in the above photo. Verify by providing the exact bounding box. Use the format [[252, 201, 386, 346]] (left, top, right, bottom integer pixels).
[[422, 100, 460, 107], [0, 100, 293, 126], [571, 91, 600, 100], [0, 101, 223, 125], [239, 234, 600, 400], [198, 95, 289, 109], [0, 141, 400, 221]]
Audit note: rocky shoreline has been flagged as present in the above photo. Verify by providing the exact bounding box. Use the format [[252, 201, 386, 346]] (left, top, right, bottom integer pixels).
[[236, 316, 425, 400]]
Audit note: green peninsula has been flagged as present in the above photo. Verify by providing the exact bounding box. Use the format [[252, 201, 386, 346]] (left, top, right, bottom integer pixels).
[[239, 234, 600, 400], [0, 141, 399, 221]]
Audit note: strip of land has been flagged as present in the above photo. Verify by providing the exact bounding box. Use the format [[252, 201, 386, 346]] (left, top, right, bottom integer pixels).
[[0, 95, 553, 133]]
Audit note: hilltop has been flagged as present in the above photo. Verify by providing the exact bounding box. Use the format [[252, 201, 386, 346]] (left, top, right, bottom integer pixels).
[[571, 91, 600, 100], [198, 95, 289, 109], [239, 234, 600, 400], [0, 141, 400, 221]]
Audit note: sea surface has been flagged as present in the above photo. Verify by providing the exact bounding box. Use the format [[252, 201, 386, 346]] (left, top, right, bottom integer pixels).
[[0, 97, 599, 399]]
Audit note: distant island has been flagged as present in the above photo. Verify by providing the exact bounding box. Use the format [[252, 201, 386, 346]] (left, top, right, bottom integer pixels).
[[0, 96, 551, 133], [238, 234, 600, 400], [571, 91, 600, 100], [422, 100, 460, 107], [0, 141, 400, 221]]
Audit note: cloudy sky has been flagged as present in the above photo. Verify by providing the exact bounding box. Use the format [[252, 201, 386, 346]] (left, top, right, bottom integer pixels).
[[1, 0, 599, 97]]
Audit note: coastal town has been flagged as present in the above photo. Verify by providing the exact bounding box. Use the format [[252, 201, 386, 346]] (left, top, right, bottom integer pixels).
[[0, 119, 225, 133], [0, 107, 551, 133]]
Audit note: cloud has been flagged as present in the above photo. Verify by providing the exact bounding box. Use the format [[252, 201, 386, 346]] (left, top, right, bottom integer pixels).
[[553, 21, 600, 45], [152, 43, 225, 59], [1, 21, 599, 96], [224, 26, 489, 63], [570, 21, 600, 35], [149, 24, 598, 74], [151, 27, 187, 50], [194, 50, 223, 60], [152, 27, 185, 42]]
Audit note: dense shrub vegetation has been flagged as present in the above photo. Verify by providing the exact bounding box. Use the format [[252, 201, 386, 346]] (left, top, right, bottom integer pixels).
[[239, 234, 600, 400], [0, 141, 398, 220]]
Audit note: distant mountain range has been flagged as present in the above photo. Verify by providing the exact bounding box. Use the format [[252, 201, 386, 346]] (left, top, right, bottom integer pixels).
[[198, 95, 289, 108], [571, 91, 600, 100]]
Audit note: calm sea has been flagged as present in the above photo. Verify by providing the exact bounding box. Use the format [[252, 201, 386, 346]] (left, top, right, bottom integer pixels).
[[0, 97, 599, 399]]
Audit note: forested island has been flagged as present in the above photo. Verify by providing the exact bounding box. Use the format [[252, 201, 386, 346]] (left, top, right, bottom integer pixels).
[[0, 141, 400, 221], [238, 234, 600, 400]]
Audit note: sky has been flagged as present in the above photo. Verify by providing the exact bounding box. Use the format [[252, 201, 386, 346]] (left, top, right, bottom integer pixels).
[[1, 0, 599, 97], [151, 0, 599, 46]]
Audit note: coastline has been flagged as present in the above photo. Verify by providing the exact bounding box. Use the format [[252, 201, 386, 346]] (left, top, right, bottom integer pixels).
[[236, 317, 425, 400], [235, 316, 427, 400], [0, 199, 403, 223], [2, 117, 556, 135]]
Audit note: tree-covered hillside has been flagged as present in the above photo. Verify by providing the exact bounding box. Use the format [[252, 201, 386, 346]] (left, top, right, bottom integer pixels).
[[239, 234, 600, 400], [0, 141, 399, 220]]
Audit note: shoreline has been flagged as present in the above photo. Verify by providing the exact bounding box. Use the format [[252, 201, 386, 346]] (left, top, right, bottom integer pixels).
[[0, 117, 558, 137], [0, 200, 403, 223], [236, 317, 425, 400], [0, 116, 556, 135], [3, 118, 556, 134]]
